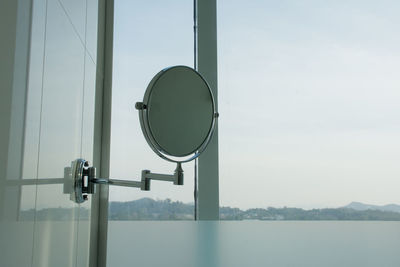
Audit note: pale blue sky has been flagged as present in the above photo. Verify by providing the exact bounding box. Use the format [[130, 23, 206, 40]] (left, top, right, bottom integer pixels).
[[110, 0, 400, 209]]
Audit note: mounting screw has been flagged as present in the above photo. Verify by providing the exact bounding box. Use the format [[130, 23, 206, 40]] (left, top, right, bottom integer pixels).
[[135, 102, 147, 110]]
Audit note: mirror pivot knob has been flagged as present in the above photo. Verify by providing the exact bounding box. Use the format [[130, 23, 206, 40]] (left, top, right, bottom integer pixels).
[[135, 102, 147, 110]]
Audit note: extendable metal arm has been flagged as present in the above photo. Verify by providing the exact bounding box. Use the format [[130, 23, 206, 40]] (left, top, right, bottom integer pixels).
[[71, 160, 184, 203], [91, 178, 142, 188], [89, 162, 183, 191], [3, 159, 184, 204], [141, 162, 184, 187]]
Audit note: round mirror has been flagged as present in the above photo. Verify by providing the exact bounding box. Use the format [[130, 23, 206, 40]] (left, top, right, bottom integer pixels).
[[136, 66, 217, 163]]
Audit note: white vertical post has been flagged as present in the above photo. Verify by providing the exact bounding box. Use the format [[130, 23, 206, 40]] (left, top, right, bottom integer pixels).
[[196, 0, 219, 220], [90, 0, 114, 266]]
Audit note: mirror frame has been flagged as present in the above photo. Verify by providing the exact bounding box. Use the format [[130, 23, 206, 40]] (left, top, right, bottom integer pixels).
[[137, 65, 217, 163]]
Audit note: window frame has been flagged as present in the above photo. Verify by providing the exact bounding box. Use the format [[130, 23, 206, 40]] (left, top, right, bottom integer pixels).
[[95, 0, 219, 265]]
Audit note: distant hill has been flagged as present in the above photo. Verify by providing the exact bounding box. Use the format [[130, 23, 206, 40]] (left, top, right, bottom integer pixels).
[[19, 207, 89, 221], [344, 202, 400, 213], [109, 198, 194, 220], [108, 198, 400, 221], [220, 207, 400, 221], [19, 199, 400, 221]]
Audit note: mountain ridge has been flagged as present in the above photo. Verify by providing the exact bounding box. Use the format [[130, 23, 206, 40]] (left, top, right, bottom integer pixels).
[[344, 201, 400, 213], [19, 198, 400, 221], [108, 198, 400, 220]]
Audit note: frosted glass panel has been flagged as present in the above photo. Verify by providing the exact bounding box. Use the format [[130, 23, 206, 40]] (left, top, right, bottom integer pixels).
[[107, 221, 400, 267]]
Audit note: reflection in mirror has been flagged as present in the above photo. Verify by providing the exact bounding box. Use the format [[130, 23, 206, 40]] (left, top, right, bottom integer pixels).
[[2, 163, 84, 221]]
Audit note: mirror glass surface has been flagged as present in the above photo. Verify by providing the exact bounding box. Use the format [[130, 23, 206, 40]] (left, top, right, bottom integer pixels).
[[143, 66, 215, 158]]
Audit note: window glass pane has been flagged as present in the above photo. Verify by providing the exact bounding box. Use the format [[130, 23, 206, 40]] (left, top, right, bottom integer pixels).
[[0, 0, 99, 266], [218, 1, 400, 213], [109, 0, 194, 220]]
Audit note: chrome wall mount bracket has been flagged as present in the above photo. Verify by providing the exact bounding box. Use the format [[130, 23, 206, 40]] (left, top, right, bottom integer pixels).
[[71, 158, 184, 203]]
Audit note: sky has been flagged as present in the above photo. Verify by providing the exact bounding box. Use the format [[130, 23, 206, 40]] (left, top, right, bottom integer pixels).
[[110, 0, 400, 210]]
